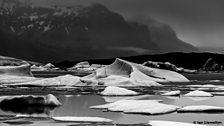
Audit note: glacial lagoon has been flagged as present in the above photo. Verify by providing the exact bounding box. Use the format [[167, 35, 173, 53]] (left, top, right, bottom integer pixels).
[[0, 73, 224, 126]]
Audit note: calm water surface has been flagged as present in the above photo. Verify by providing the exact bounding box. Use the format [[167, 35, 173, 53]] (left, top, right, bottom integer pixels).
[[0, 73, 224, 125], [50, 95, 224, 125]]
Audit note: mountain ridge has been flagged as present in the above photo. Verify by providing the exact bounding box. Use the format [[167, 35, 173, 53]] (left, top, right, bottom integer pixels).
[[0, 1, 199, 63]]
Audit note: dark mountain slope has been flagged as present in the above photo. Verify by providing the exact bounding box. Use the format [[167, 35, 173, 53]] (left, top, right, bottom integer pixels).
[[0, 2, 198, 63]]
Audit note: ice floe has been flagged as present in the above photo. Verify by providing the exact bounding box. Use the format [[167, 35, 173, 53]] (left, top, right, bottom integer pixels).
[[187, 84, 224, 91], [90, 100, 179, 115], [52, 116, 113, 123], [103, 95, 151, 103], [0, 75, 37, 84], [100, 86, 138, 96], [4, 75, 83, 87], [178, 105, 224, 113], [184, 90, 213, 97], [161, 90, 181, 96], [148, 120, 205, 126], [0, 64, 33, 77]]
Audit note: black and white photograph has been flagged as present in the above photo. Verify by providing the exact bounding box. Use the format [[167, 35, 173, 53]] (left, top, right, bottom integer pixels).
[[0, 0, 224, 125]]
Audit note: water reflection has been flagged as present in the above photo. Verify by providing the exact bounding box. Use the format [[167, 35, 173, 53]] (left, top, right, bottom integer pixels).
[[0, 94, 223, 125], [53, 95, 224, 125], [0, 96, 58, 115]]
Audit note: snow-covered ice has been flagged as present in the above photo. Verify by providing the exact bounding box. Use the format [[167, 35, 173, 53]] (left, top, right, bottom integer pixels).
[[178, 105, 224, 113], [90, 100, 179, 115], [0, 64, 33, 77], [52, 116, 113, 123], [184, 90, 213, 97], [187, 84, 224, 91], [103, 95, 151, 103], [100, 86, 138, 96], [161, 90, 180, 96], [7, 75, 83, 87], [148, 120, 205, 126], [83, 58, 188, 87]]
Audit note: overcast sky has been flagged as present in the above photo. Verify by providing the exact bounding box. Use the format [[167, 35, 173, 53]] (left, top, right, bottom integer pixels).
[[32, 0, 224, 48]]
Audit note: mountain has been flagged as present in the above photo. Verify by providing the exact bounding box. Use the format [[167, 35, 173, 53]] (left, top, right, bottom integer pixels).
[[129, 16, 199, 53], [199, 47, 224, 54], [0, 1, 199, 63]]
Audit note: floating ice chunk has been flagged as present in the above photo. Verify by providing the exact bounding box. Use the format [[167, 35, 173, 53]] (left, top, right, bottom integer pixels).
[[148, 120, 205, 126], [44, 94, 62, 106], [0, 75, 37, 84], [178, 105, 224, 113], [184, 90, 213, 97], [90, 100, 179, 115], [103, 95, 150, 103], [7, 75, 83, 87], [52, 116, 113, 123], [0, 64, 33, 77], [0, 94, 61, 106], [100, 86, 138, 96], [161, 90, 180, 96], [72, 61, 90, 69], [187, 84, 224, 91]]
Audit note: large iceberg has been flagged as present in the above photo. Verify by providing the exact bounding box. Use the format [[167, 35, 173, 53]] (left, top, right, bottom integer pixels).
[[100, 86, 139, 96], [82, 58, 188, 87], [90, 100, 179, 115]]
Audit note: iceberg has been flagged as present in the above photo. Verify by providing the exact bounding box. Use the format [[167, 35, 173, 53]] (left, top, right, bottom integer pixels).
[[100, 86, 138, 96], [187, 84, 224, 91], [161, 90, 181, 96], [178, 105, 224, 113], [0, 94, 61, 106], [44, 63, 55, 69], [4, 75, 83, 87], [72, 61, 90, 69], [0, 64, 33, 77], [148, 120, 205, 126], [0, 75, 37, 84], [184, 90, 213, 97], [52, 116, 113, 123], [90, 100, 179, 115], [82, 58, 188, 87], [94, 58, 189, 83]]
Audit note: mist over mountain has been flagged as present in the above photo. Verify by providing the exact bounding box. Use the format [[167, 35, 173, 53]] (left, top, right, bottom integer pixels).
[[0, 1, 199, 63]]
